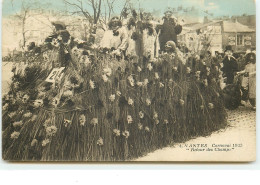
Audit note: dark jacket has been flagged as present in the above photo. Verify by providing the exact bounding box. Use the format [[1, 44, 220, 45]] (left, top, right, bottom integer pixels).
[[156, 17, 182, 51], [221, 56, 238, 84]]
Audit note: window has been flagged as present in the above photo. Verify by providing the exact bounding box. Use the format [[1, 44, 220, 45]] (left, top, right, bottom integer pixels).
[[237, 35, 244, 46]]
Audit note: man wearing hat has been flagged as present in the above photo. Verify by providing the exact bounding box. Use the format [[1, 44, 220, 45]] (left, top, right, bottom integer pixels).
[[156, 9, 182, 51], [45, 21, 70, 43], [221, 45, 238, 84]]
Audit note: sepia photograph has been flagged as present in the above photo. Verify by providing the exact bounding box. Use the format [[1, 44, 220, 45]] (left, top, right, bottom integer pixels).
[[1, 0, 256, 162]]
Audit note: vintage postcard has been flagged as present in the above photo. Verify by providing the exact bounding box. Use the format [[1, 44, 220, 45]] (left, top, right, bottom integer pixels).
[[1, 0, 256, 162]]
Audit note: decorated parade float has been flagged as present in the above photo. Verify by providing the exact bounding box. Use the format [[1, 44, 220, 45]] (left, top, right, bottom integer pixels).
[[2, 21, 228, 161]]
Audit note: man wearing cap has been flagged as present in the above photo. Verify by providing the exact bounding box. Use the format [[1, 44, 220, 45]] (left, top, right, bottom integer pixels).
[[221, 45, 238, 84], [156, 10, 182, 51]]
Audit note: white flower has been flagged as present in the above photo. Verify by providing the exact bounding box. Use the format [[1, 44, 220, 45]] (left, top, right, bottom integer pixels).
[[79, 114, 86, 126], [3, 103, 8, 111], [139, 111, 144, 119], [13, 82, 20, 89], [155, 72, 160, 79], [122, 130, 130, 138], [147, 63, 153, 71], [13, 121, 23, 127], [145, 126, 150, 132], [23, 112, 32, 118], [153, 112, 158, 120], [146, 98, 151, 106], [109, 94, 116, 102], [89, 80, 95, 89], [137, 66, 142, 72], [8, 111, 16, 118], [127, 75, 135, 86], [42, 139, 50, 146], [159, 82, 164, 88], [143, 79, 149, 86], [31, 139, 38, 147], [203, 79, 208, 87], [208, 103, 214, 109], [155, 119, 160, 125], [52, 97, 60, 107], [179, 99, 185, 106], [10, 131, 20, 139], [128, 97, 134, 106], [137, 81, 143, 87], [200, 105, 204, 110], [97, 137, 104, 146], [22, 94, 30, 103], [127, 115, 133, 124], [46, 125, 58, 137], [173, 66, 178, 71], [138, 123, 143, 130], [63, 90, 73, 97], [31, 115, 38, 122], [64, 119, 72, 127], [116, 91, 121, 96], [103, 68, 112, 76], [33, 99, 43, 108], [102, 74, 109, 82], [90, 118, 98, 126], [113, 129, 120, 136], [186, 67, 191, 74], [51, 38, 60, 47], [164, 119, 169, 124]]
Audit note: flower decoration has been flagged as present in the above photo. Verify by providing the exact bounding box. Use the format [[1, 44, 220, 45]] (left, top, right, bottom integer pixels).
[[51, 38, 60, 47], [155, 72, 160, 79], [122, 130, 130, 138], [8, 112, 16, 119], [128, 97, 134, 106], [42, 139, 50, 146], [159, 82, 164, 88], [31, 139, 38, 147], [33, 99, 44, 108], [206, 67, 210, 76], [13, 82, 20, 89], [22, 94, 30, 103], [146, 98, 151, 106], [79, 114, 86, 126], [90, 118, 98, 126], [179, 99, 185, 106], [63, 90, 73, 97], [64, 119, 72, 127], [89, 80, 95, 89], [2, 103, 8, 111], [208, 103, 214, 109], [137, 81, 143, 87], [203, 79, 208, 87], [13, 121, 23, 127], [97, 137, 104, 146], [103, 68, 112, 76], [138, 123, 143, 130], [116, 91, 121, 96], [186, 67, 191, 74], [31, 115, 38, 122], [155, 119, 160, 125], [102, 74, 109, 82], [43, 119, 52, 128], [147, 63, 153, 71], [164, 119, 169, 124], [139, 111, 144, 119], [46, 125, 58, 137], [143, 79, 149, 86], [113, 129, 120, 136], [23, 112, 32, 118], [127, 75, 135, 87], [145, 126, 150, 132], [172, 66, 178, 72], [10, 131, 20, 139], [153, 112, 158, 120], [109, 94, 116, 102], [127, 115, 133, 124], [52, 97, 60, 107], [137, 66, 142, 72], [200, 105, 204, 110], [195, 71, 201, 79]]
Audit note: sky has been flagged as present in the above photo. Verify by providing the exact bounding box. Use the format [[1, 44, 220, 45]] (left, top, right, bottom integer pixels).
[[1, 0, 256, 17]]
